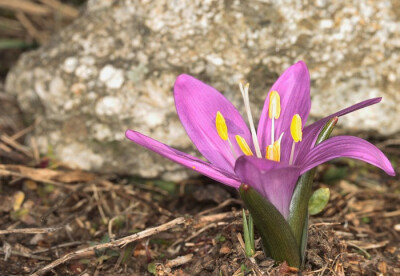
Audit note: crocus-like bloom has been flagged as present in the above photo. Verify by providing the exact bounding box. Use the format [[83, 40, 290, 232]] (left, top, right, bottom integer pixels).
[[126, 61, 395, 219]]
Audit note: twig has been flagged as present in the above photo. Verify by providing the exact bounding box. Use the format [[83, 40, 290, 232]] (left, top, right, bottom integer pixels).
[[92, 184, 108, 224], [346, 242, 371, 259], [0, 248, 51, 261], [165, 254, 193, 268], [32, 241, 88, 254], [197, 198, 242, 216], [198, 211, 241, 223], [0, 0, 51, 15], [0, 168, 77, 190], [236, 232, 246, 253], [0, 142, 12, 152], [15, 11, 47, 44], [310, 222, 341, 227], [185, 223, 217, 242], [30, 136, 40, 164], [38, 0, 79, 18], [31, 217, 185, 276], [383, 209, 400, 218], [0, 134, 33, 158], [347, 240, 389, 250], [10, 119, 40, 141], [0, 226, 64, 235]]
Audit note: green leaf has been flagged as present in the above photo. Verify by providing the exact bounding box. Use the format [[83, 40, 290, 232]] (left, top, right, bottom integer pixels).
[[215, 233, 226, 243], [240, 264, 251, 273], [147, 263, 156, 274], [121, 243, 136, 264], [0, 39, 32, 50], [308, 188, 330, 215], [242, 209, 254, 257], [152, 180, 177, 195], [240, 185, 300, 268], [300, 213, 308, 267], [288, 117, 338, 262], [248, 213, 255, 252]]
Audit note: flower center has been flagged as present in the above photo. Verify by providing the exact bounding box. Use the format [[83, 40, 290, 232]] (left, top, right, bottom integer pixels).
[[215, 84, 303, 164]]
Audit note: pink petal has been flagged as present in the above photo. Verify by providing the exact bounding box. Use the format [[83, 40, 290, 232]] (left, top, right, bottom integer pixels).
[[295, 98, 382, 164], [234, 156, 301, 219], [126, 130, 241, 188], [174, 74, 253, 174], [301, 136, 395, 176], [257, 61, 311, 163]]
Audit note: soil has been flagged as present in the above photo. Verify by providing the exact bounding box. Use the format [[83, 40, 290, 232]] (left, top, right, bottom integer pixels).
[[0, 129, 399, 275]]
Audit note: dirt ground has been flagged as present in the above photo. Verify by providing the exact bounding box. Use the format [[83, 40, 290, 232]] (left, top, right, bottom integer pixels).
[[0, 1, 399, 275], [0, 118, 399, 275]]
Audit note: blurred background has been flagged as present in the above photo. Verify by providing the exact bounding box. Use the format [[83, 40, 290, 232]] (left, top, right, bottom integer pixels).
[[0, 0, 85, 79]]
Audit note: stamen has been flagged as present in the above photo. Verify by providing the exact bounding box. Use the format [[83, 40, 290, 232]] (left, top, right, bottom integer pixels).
[[239, 82, 262, 158], [289, 141, 296, 165], [235, 135, 254, 156], [277, 132, 284, 143], [266, 145, 274, 160], [216, 111, 238, 158], [266, 133, 284, 162], [268, 91, 281, 119], [266, 144, 279, 162], [289, 114, 303, 165], [268, 91, 281, 144], [273, 141, 280, 162], [216, 111, 228, 141], [227, 139, 238, 159], [290, 114, 303, 142]]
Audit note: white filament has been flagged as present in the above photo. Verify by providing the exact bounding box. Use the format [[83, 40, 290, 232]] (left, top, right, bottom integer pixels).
[[289, 140, 296, 165], [239, 82, 262, 158], [227, 138, 238, 159], [271, 116, 275, 145]]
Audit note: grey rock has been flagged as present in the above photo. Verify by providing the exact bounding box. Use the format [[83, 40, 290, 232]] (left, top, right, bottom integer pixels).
[[5, 0, 400, 179]]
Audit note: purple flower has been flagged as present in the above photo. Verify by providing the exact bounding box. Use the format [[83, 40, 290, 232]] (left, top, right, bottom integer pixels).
[[126, 61, 395, 218]]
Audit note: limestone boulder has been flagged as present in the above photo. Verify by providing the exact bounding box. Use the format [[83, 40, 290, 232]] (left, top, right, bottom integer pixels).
[[5, 0, 400, 179]]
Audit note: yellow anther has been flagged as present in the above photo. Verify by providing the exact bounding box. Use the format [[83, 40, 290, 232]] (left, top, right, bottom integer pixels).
[[266, 142, 280, 162], [235, 135, 253, 156], [290, 114, 303, 142], [273, 140, 281, 162], [268, 91, 281, 119], [216, 111, 228, 141]]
